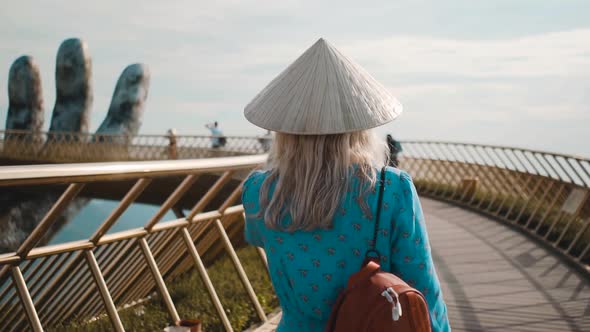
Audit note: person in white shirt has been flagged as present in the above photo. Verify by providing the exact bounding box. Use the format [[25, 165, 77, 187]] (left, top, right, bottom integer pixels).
[[205, 121, 225, 148]]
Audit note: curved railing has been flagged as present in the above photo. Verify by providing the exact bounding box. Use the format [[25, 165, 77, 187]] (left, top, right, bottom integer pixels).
[[0, 129, 268, 162], [399, 141, 590, 272], [0, 155, 268, 331]]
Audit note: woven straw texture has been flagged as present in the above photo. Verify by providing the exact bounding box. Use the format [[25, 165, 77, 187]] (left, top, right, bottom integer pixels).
[[244, 38, 402, 135]]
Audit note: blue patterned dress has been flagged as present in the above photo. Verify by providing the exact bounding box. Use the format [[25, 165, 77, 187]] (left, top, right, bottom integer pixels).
[[242, 166, 451, 332]]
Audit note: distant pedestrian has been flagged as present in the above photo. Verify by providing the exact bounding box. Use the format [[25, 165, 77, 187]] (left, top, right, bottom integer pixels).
[[258, 130, 273, 152], [167, 128, 178, 159], [386, 134, 403, 167], [205, 121, 226, 148]]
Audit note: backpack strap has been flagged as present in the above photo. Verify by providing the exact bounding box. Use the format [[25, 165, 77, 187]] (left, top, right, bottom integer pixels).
[[364, 167, 386, 262]]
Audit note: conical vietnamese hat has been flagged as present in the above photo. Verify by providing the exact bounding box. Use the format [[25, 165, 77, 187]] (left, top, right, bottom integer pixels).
[[244, 38, 402, 135]]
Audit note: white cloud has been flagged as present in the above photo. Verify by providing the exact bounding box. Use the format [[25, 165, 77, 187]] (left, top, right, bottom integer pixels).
[[342, 29, 590, 79]]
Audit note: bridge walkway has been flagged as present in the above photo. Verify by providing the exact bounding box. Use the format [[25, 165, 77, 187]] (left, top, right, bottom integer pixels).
[[252, 197, 590, 332]]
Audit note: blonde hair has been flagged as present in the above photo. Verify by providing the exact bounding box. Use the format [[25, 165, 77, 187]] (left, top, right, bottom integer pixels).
[[258, 130, 388, 231]]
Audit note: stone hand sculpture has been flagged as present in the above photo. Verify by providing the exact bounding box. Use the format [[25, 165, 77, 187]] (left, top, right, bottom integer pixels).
[[5, 55, 44, 142], [0, 38, 150, 253], [96, 63, 150, 143], [49, 38, 93, 135]]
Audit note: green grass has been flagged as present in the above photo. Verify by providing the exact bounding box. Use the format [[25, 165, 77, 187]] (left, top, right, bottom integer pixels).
[[48, 246, 278, 332]]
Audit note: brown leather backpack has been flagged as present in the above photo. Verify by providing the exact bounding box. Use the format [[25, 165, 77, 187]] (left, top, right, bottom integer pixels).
[[325, 168, 432, 332]]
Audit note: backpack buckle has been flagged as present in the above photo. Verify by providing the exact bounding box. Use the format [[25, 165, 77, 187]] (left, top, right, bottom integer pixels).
[[381, 287, 403, 321]]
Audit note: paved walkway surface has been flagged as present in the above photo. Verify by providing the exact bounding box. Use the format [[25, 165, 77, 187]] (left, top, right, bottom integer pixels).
[[253, 198, 590, 331]]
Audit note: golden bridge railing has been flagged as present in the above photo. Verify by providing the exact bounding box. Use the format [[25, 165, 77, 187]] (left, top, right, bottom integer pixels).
[[0, 129, 268, 163], [0, 155, 268, 331], [400, 141, 590, 273]]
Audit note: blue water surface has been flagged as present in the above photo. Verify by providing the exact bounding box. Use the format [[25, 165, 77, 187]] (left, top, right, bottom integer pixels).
[[49, 199, 177, 244]]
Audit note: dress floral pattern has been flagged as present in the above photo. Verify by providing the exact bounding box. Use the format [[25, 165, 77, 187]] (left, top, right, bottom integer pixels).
[[242, 166, 451, 332]]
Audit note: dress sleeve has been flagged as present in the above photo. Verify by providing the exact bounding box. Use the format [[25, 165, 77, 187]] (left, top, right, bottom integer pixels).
[[242, 172, 265, 248], [389, 171, 451, 332]]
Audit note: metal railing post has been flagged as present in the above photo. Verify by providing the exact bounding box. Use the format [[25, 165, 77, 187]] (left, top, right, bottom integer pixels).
[[567, 217, 590, 254], [479, 147, 519, 212], [138, 237, 181, 323], [423, 143, 452, 197], [524, 181, 556, 228], [180, 227, 234, 332], [84, 250, 125, 332], [454, 145, 490, 203], [534, 184, 566, 233], [17, 183, 85, 258], [489, 148, 528, 216], [553, 190, 589, 247], [213, 218, 267, 322], [469, 146, 507, 210], [412, 144, 438, 193], [576, 236, 590, 262], [443, 144, 472, 200], [11, 266, 43, 332]]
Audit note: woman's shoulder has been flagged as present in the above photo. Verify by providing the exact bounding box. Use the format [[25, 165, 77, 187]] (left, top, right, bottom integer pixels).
[[380, 167, 417, 205], [242, 170, 272, 207], [244, 169, 271, 189], [382, 166, 413, 184]]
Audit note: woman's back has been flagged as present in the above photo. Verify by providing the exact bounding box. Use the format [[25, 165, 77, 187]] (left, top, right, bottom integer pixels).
[[241, 37, 449, 332], [243, 167, 450, 332]]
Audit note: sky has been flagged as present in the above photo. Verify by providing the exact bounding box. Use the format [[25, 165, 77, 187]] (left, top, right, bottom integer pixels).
[[0, 0, 589, 157]]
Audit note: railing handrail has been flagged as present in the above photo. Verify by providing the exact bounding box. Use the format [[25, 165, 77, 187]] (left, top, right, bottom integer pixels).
[[0, 129, 269, 163], [0, 129, 269, 140], [0, 154, 268, 186], [401, 141, 590, 188], [401, 139, 589, 163], [2, 129, 586, 161]]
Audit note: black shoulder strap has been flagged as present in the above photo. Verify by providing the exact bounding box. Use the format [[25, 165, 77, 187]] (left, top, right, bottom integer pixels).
[[365, 167, 386, 261]]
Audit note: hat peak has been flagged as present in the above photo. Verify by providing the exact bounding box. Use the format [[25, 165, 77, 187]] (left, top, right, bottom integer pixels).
[[312, 38, 328, 49]]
